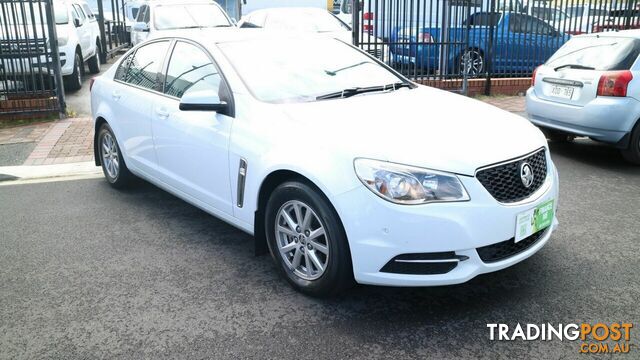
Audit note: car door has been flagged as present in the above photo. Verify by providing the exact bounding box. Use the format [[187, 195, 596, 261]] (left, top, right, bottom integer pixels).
[[110, 40, 170, 175], [71, 3, 91, 54], [151, 40, 234, 214]]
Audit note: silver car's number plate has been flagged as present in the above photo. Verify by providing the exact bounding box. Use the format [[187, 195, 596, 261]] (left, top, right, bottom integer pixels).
[[550, 85, 574, 100]]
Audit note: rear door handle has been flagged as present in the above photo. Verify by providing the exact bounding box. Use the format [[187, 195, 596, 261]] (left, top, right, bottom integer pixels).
[[155, 108, 169, 119], [111, 90, 121, 101]]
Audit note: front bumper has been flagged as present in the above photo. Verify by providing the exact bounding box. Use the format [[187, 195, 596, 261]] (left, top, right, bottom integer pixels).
[[526, 88, 640, 147], [332, 156, 559, 287]]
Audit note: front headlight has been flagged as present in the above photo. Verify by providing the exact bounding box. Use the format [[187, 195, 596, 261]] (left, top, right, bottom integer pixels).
[[354, 158, 470, 204]]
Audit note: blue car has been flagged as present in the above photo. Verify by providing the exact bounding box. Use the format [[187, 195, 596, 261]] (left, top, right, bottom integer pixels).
[[391, 12, 571, 76]]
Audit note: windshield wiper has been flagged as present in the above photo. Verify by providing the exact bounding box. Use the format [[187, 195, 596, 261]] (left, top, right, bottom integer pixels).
[[316, 82, 413, 100], [554, 64, 596, 71]]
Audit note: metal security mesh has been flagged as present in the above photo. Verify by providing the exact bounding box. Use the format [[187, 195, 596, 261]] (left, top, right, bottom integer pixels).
[[476, 148, 547, 203]]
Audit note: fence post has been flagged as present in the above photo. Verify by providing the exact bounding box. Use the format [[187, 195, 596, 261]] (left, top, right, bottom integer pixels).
[[352, 0, 359, 46], [97, 0, 108, 63], [44, 0, 66, 117], [484, 0, 496, 96]]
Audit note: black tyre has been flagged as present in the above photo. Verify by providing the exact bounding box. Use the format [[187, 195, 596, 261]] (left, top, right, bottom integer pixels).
[[459, 48, 484, 77], [87, 42, 101, 74], [97, 123, 133, 188], [621, 121, 640, 165], [542, 128, 571, 143], [265, 181, 354, 297], [64, 51, 83, 91]]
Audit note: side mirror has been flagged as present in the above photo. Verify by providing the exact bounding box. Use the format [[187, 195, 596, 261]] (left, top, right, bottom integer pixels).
[[132, 22, 149, 32], [74, 18, 82, 27], [179, 90, 228, 113]]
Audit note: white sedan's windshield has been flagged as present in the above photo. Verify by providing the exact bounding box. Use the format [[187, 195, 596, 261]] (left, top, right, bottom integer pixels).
[[218, 38, 405, 103], [154, 4, 231, 30]]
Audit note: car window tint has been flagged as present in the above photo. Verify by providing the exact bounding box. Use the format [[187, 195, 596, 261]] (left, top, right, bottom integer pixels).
[[124, 41, 169, 90], [136, 5, 148, 23], [466, 12, 501, 27], [164, 42, 221, 98]]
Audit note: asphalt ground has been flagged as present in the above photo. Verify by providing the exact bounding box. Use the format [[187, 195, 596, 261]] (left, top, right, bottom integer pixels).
[[1, 139, 639, 359], [0, 143, 36, 166]]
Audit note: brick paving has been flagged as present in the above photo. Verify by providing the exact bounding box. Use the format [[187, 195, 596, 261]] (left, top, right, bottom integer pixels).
[[0, 96, 526, 167], [479, 95, 526, 113], [0, 122, 52, 145], [20, 118, 93, 166]]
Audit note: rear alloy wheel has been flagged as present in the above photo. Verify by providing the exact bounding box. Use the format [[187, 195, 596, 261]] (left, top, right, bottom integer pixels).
[[265, 181, 353, 297], [98, 123, 132, 188], [621, 122, 640, 165], [459, 49, 484, 77]]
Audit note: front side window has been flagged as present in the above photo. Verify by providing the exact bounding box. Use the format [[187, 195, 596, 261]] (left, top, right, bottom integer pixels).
[[123, 41, 170, 90], [81, 4, 94, 19], [154, 4, 231, 30], [164, 42, 222, 98], [73, 4, 86, 21], [218, 37, 406, 103]]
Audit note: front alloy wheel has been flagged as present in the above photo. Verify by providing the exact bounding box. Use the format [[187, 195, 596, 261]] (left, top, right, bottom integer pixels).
[[265, 181, 353, 296], [275, 200, 330, 280]]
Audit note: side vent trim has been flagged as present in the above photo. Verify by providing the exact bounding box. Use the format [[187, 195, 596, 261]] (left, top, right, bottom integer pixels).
[[237, 158, 248, 208]]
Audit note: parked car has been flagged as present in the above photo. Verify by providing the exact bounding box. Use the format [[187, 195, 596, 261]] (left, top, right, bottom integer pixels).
[[131, 0, 234, 46], [91, 30, 559, 296], [238, 7, 388, 61], [335, 0, 488, 39], [527, 30, 640, 164], [0, 0, 102, 91], [392, 11, 570, 76]]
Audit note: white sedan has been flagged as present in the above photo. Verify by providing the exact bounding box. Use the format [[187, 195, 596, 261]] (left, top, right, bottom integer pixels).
[[91, 30, 559, 296]]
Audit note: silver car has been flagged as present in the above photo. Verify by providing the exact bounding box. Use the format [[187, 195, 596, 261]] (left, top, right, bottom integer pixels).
[[526, 30, 640, 164]]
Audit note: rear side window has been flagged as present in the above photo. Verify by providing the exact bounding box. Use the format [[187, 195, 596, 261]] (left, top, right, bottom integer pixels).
[[163, 41, 222, 98], [547, 37, 640, 71], [114, 52, 134, 81], [123, 41, 170, 90]]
